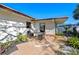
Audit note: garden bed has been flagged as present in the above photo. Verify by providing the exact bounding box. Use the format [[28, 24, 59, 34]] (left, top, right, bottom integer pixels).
[[0, 33, 28, 55]]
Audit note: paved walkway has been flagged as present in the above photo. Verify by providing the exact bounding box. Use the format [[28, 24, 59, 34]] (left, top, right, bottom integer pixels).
[[9, 35, 67, 55]]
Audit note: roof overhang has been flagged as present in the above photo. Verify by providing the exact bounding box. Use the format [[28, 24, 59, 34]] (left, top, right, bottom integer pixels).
[[32, 17, 68, 24], [0, 4, 34, 23], [0, 4, 68, 24]]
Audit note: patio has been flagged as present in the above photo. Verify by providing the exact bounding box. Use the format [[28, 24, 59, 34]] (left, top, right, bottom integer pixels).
[[3, 35, 67, 55]]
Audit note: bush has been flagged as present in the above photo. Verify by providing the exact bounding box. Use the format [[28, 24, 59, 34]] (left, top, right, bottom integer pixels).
[[0, 41, 12, 51], [3, 41, 14, 49], [67, 48, 79, 55], [16, 33, 28, 42], [67, 37, 79, 49], [0, 42, 4, 48], [20, 35, 28, 42], [56, 32, 64, 36]]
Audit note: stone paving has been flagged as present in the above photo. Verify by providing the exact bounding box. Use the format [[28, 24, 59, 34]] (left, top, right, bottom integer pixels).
[[9, 35, 67, 55]]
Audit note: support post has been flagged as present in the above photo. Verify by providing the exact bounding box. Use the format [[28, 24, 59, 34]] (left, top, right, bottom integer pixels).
[[53, 18, 57, 41], [54, 18, 57, 35]]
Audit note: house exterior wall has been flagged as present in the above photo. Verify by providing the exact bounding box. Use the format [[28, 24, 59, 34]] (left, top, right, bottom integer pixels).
[[32, 23, 40, 33], [32, 23, 56, 35], [45, 23, 55, 35], [0, 19, 28, 43]]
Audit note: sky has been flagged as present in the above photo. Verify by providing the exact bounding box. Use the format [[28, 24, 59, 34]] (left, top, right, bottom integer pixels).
[[2, 3, 79, 24]]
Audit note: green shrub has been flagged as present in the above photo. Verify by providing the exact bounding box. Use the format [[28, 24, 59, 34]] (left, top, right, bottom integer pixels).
[[21, 35, 28, 42], [0, 41, 13, 49], [15, 39, 21, 44], [56, 32, 64, 36], [4, 41, 14, 49], [16, 33, 28, 42], [68, 49, 79, 55], [67, 37, 79, 49], [0, 42, 4, 48]]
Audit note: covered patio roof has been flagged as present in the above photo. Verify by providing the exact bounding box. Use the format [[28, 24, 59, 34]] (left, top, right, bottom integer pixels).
[[32, 17, 68, 24]]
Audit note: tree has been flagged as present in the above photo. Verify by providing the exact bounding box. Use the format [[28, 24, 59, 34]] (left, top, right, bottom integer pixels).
[[73, 4, 79, 20]]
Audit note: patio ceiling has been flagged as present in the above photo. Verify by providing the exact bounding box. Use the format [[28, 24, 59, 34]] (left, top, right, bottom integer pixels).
[[0, 4, 34, 23], [32, 17, 68, 24]]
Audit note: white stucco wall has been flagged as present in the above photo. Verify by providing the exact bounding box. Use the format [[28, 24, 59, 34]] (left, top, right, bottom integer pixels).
[[32, 23, 55, 35], [45, 23, 55, 35], [32, 23, 40, 33]]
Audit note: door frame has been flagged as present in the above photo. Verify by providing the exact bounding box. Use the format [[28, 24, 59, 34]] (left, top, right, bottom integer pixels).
[[39, 23, 45, 33]]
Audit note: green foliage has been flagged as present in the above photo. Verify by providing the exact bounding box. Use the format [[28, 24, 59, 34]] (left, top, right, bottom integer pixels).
[[0, 42, 4, 48], [57, 48, 79, 55], [0, 41, 13, 51], [0, 41, 13, 49], [56, 32, 64, 36], [3, 41, 13, 49], [67, 37, 79, 49], [16, 33, 28, 42], [73, 4, 79, 20], [68, 48, 79, 55], [0, 33, 28, 54]]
